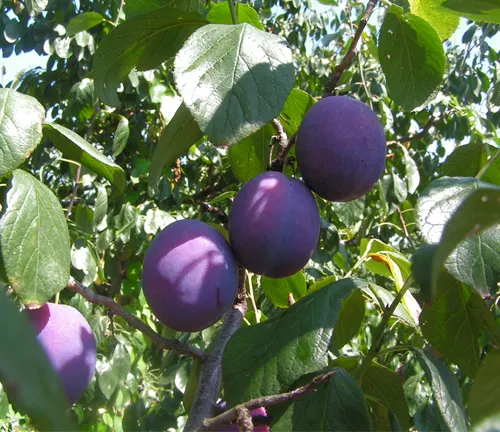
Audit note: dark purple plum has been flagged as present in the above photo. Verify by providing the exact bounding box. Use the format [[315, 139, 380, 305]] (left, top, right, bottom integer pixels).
[[142, 219, 238, 332], [296, 96, 387, 202], [228, 171, 320, 278], [25, 303, 97, 405]]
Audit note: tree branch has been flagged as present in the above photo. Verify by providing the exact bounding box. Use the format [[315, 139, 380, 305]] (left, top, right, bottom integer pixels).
[[66, 277, 207, 362], [325, 0, 379, 96], [387, 117, 438, 147], [203, 370, 337, 429], [184, 267, 248, 432]]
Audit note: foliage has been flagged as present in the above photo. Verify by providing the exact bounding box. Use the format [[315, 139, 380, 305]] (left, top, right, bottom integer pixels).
[[0, 0, 499, 431]]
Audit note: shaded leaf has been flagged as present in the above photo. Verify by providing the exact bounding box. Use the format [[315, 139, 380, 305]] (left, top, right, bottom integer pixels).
[[93, 184, 108, 231], [261, 271, 307, 309], [332, 289, 365, 351], [26, 0, 48, 16], [112, 115, 130, 158], [174, 23, 294, 145], [332, 198, 366, 227], [124, 0, 205, 17], [67, 12, 104, 37]]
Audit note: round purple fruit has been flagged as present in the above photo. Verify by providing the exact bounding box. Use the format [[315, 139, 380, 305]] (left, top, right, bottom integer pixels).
[[296, 96, 387, 202], [25, 303, 97, 405], [142, 219, 238, 332], [228, 171, 320, 279]]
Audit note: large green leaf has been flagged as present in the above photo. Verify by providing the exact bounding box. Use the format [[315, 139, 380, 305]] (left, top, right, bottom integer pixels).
[[332, 289, 365, 351], [66, 12, 104, 37], [261, 271, 307, 309], [174, 23, 294, 145], [222, 278, 366, 405], [468, 349, 500, 425], [124, 0, 205, 17], [378, 6, 446, 111], [409, 0, 460, 40], [0, 89, 45, 178], [413, 348, 468, 432], [415, 177, 500, 297], [92, 7, 207, 106], [0, 292, 74, 430], [440, 0, 500, 24], [271, 368, 372, 431], [148, 103, 203, 188], [43, 123, 125, 195], [0, 170, 71, 305], [228, 124, 273, 182], [207, 2, 264, 29], [420, 274, 500, 377]]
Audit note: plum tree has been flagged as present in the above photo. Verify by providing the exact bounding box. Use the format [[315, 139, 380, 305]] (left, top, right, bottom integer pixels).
[[25, 303, 96, 405], [142, 219, 239, 332], [296, 96, 387, 202], [228, 171, 320, 279]]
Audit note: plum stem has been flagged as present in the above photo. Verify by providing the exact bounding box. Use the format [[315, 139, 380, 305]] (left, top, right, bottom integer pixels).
[[66, 277, 207, 361], [183, 266, 248, 431], [202, 370, 337, 429], [325, 0, 379, 96]]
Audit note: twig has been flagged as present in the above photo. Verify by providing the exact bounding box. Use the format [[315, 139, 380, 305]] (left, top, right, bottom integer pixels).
[[203, 370, 337, 429], [355, 277, 412, 381], [228, 0, 238, 25], [246, 271, 260, 323], [476, 149, 500, 180], [199, 202, 228, 226], [387, 117, 438, 147], [269, 134, 296, 172], [325, 0, 379, 95], [184, 267, 248, 432], [66, 277, 207, 361], [397, 207, 415, 249]]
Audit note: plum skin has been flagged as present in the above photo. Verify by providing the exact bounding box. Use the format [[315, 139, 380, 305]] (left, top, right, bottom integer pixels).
[[228, 171, 320, 279], [142, 219, 238, 332], [296, 96, 387, 202], [25, 302, 97, 405]]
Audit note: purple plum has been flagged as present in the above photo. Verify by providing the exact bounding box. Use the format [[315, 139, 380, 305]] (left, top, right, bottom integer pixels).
[[228, 171, 320, 278], [142, 219, 238, 332], [25, 303, 97, 405], [296, 96, 387, 202]]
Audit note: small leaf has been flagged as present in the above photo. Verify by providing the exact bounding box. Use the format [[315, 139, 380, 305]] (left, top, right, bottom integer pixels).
[[421, 274, 500, 377], [378, 6, 446, 110], [413, 348, 468, 432], [470, 348, 500, 426], [332, 198, 366, 227], [380, 173, 408, 215], [332, 289, 365, 351], [67, 12, 104, 37], [0, 291, 74, 430], [409, 0, 460, 40], [261, 271, 307, 309], [148, 103, 203, 188], [0, 89, 45, 178], [207, 2, 264, 29], [93, 184, 108, 231], [228, 124, 273, 182], [222, 278, 367, 405], [489, 81, 500, 107], [26, 0, 48, 16], [112, 344, 132, 382], [112, 115, 130, 157], [271, 368, 372, 431], [414, 177, 500, 298], [278, 88, 316, 135], [0, 170, 71, 305], [174, 23, 294, 145], [92, 7, 208, 106], [398, 144, 420, 194], [98, 357, 119, 400], [43, 123, 125, 195]]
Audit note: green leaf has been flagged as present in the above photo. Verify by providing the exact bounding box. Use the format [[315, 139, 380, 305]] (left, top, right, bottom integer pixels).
[[399, 144, 420, 194], [472, 414, 500, 432], [228, 124, 273, 182], [0, 89, 45, 178], [113, 344, 132, 382], [124, 0, 205, 17], [92, 7, 208, 106], [414, 177, 500, 297], [0, 291, 74, 430], [468, 348, 500, 424], [93, 184, 108, 231], [222, 278, 366, 405], [332, 289, 365, 351], [67, 12, 104, 37], [98, 357, 119, 400], [174, 23, 294, 145], [148, 103, 203, 188], [279, 88, 316, 135], [26, 0, 48, 16], [112, 115, 130, 158], [380, 173, 408, 215], [412, 348, 468, 432], [261, 271, 307, 309], [441, 143, 500, 186], [207, 2, 264, 29], [420, 274, 500, 377], [332, 198, 366, 227], [378, 6, 446, 111], [71, 242, 97, 287], [440, 0, 500, 24], [271, 368, 372, 431], [0, 170, 70, 305], [409, 0, 460, 40], [75, 205, 94, 235], [43, 123, 125, 195], [490, 81, 500, 106], [362, 363, 410, 430]]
